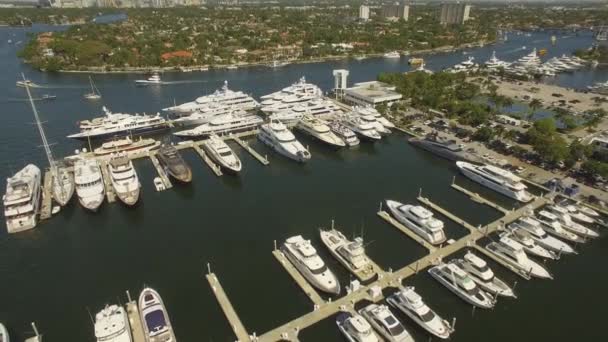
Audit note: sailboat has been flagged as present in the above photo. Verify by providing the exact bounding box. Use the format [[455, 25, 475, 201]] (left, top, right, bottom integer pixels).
[[23, 74, 75, 206], [84, 76, 101, 100]]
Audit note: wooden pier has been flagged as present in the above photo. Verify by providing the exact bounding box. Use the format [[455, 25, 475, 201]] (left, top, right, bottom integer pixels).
[[230, 136, 270, 166], [126, 300, 146, 342], [417, 196, 478, 232], [451, 182, 509, 214], [39, 170, 53, 220], [206, 273, 251, 342], [377, 210, 437, 252], [272, 250, 325, 306], [148, 153, 173, 190], [99, 160, 116, 203], [192, 144, 223, 176]]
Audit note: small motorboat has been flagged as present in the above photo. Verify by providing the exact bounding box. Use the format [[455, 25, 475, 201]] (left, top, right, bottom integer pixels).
[[139, 287, 176, 342], [135, 72, 162, 85]]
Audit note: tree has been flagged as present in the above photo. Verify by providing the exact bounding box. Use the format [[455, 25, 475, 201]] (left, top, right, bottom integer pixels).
[[472, 126, 494, 142], [527, 98, 542, 121]]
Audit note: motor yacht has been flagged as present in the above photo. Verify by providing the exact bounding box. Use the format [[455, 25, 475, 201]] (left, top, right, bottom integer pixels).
[[558, 54, 583, 68], [536, 210, 586, 243], [383, 51, 401, 58], [515, 48, 542, 69], [385, 200, 447, 245], [282, 235, 340, 294], [74, 158, 105, 211], [201, 135, 242, 173], [499, 230, 556, 260], [16, 79, 37, 87], [94, 304, 132, 342], [258, 119, 311, 162], [296, 115, 345, 147], [571, 203, 599, 218], [336, 311, 380, 342], [508, 217, 575, 254], [452, 251, 515, 298], [428, 262, 495, 309], [0, 323, 7, 342], [157, 144, 192, 183], [68, 107, 169, 140], [356, 113, 391, 135], [449, 56, 478, 73], [328, 121, 360, 147], [163, 81, 259, 115], [173, 112, 263, 138], [353, 106, 395, 129], [484, 51, 511, 70], [139, 288, 176, 342], [52, 163, 74, 207], [456, 162, 534, 202], [260, 77, 323, 114], [546, 206, 599, 238], [387, 287, 452, 339], [289, 99, 344, 119], [319, 228, 376, 281], [108, 153, 141, 206], [135, 72, 162, 85], [588, 80, 608, 95], [342, 116, 381, 141], [485, 236, 553, 279], [408, 132, 479, 163], [559, 204, 595, 224], [93, 137, 160, 157], [359, 304, 414, 342], [3, 164, 41, 233]]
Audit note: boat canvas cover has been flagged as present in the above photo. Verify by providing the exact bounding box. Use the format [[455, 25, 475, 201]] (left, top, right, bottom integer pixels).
[[145, 309, 167, 335]]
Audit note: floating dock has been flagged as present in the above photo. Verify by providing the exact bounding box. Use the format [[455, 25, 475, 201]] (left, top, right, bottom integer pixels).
[[206, 272, 251, 342], [377, 210, 437, 252], [99, 160, 116, 203], [230, 136, 270, 166], [192, 144, 223, 176], [272, 249, 325, 306], [39, 170, 53, 220], [417, 196, 478, 232], [125, 300, 146, 342], [148, 153, 173, 190], [451, 182, 509, 214]]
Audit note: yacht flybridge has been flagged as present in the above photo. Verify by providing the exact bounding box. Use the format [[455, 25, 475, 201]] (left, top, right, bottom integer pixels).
[[499, 229, 557, 260], [108, 152, 141, 206], [258, 119, 311, 162], [329, 121, 360, 147], [456, 161, 534, 202], [485, 236, 553, 279], [387, 287, 452, 339], [452, 251, 516, 298], [429, 262, 495, 309], [342, 115, 382, 141], [546, 206, 599, 238], [385, 200, 447, 245], [536, 210, 586, 243]]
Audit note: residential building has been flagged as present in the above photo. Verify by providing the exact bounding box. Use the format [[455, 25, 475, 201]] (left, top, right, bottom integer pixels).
[[359, 5, 370, 20], [439, 2, 471, 25], [380, 4, 409, 22]]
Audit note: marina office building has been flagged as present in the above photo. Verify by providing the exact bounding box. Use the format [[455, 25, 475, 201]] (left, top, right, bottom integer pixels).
[[343, 81, 403, 107]]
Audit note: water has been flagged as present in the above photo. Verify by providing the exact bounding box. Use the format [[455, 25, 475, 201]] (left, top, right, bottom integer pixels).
[[0, 25, 606, 341]]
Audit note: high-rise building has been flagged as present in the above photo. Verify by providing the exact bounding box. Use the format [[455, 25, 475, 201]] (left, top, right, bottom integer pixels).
[[439, 2, 471, 25], [333, 69, 349, 91], [359, 5, 370, 20], [380, 4, 409, 22]]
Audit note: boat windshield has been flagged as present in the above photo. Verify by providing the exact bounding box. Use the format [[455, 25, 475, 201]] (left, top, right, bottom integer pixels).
[[219, 151, 233, 157], [419, 309, 435, 323], [144, 309, 167, 333], [384, 317, 405, 336], [310, 264, 328, 274]]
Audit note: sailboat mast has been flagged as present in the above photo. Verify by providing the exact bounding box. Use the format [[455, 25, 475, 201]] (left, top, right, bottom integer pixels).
[[22, 74, 55, 170]]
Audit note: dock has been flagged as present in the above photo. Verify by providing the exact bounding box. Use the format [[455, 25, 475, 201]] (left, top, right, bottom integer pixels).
[[149, 153, 173, 190], [39, 170, 53, 220], [417, 196, 478, 232], [472, 244, 532, 280], [192, 144, 223, 176], [206, 273, 251, 342], [272, 250, 325, 306], [99, 160, 116, 203], [377, 210, 437, 252], [451, 182, 509, 214], [126, 300, 146, 342], [230, 136, 270, 166]]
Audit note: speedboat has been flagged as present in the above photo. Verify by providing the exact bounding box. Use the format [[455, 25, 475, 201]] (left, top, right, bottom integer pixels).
[[201, 135, 242, 173], [336, 311, 380, 342], [387, 287, 452, 339], [94, 304, 132, 342], [16, 79, 37, 87], [139, 288, 176, 342], [451, 251, 516, 298], [456, 162, 534, 202], [52, 163, 75, 207], [485, 236, 553, 279], [108, 153, 141, 206], [3, 164, 41, 233], [359, 304, 414, 342], [74, 158, 105, 211], [560, 204, 595, 224], [68, 107, 169, 140], [536, 211, 586, 243], [428, 262, 495, 309], [328, 121, 360, 147], [342, 116, 381, 141], [282, 235, 340, 294], [546, 206, 599, 238], [135, 72, 162, 85], [385, 200, 447, 245], [383, 51, 401, 58], [157, 144, 192, 183], [507, 217, 575, 254], [319, 228, 376, 281], [499, 230, 556, 260], [0, 323, 8, 342], [296, 115, 346, 147], [258, 119, 311, 162]]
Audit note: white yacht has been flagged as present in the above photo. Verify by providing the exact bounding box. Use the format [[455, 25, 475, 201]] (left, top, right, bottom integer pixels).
[[359, 304, 414, 342], [385, 200, 446, 245], [289, 99, 344, 119], [139, 288, 176, 342], [456, 162, 534, 202], [428, 262, 495, 309], [296, 115, 345, 147], [508, 217, 575, 254], [282, 235, 340, 294], [258, 119, 311, 162], [0, 323, 7, 342], [353, 106, 395, 129], [588, 80, 608, 95], [484, 51, 511, 70], [260, 77, 323, 114], [163, 81, 259, 115], [3, 164, 41, 233], [558, 54, 583, 68], [559, 204, 595, 224], [68, 107, 169, 140], [452, 251, 516, 298], [329, 121, 360, 147], [342, 116, 381, 141], [94, 137, 160, 157], [356, 113, 391, 135], [499, 230, 556, 260], [94, 304, 132, 342], [336, 311, 381, 342], [485, 236, 553, 279], [545, 57, 574, 72], [173, 112, 264, 138], [135, 72, 162, 85], [449, 56, 478, 73], [52, 164, 74, 207], [74, 158, 105, 211], [536, 211, 586, 243], [569, 203, 599, 218], [201, 135, 242, 173], [387, 287, 452, 339], [383, 51, 401, 59], [319, 228, 376, 281], [108, 153, 141, 206], [546, 206, 599, 238], [515, 48, 542, 69]]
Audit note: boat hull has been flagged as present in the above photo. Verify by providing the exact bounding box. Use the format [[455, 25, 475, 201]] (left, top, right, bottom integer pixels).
[[201, 142, 242, 173], [258, 131, 310, 163]]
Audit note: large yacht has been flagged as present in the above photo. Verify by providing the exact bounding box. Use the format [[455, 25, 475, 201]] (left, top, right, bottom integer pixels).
[[508, 217, 576, 254], [296, 115, 346, 147], [500, 230, 556, 259], [452, 251, 516, 298], [289, 99, 344, 119], [157, 144, 192, 183], [536, 210, 586, 243], [485, 236, 553, 279], [139, 287, 176, 342], [449, 56, 479, 73], [355, 113, 391, 135], [342, 116, 381, 141], [319, 228, 376, 281], [94, 304, 132, 342], [559, 204, 595, 224], [94, 137, 160, 157], [329, 121, 360, 147], [385, 200, 447, 245], [456, 161, 534, 202], [3, 164, 41, 233], [353, 106, 395, 129], [409, 132, 478, 162], [383, 51, 401, 59], [281, 235, 340, 294], [171, 108, 248, 127], [260, 77, 323, 114], [336, 311, 381, 342], [387, 287, 452, 339], [428, 262, 495, 309], [201, 135, 242, 173], [68, 107, 169, 140], [108, 153, 141, 206], [484, 51, 511, 70], [515, 48, 542, 69], [358, 304, 414, 342], [74, 158, 105, 211], [546, 206, 599, 238], [258, 119, 311, 162], [163, 81, 259, 115], [173, 112, 263, 138]]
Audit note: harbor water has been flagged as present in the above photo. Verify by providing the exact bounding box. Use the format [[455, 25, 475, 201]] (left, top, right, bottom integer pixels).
[[0, 25, 606, 341]]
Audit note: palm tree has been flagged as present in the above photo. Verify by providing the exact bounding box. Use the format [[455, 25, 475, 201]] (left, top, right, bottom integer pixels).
[[527, 98, 542, 121]]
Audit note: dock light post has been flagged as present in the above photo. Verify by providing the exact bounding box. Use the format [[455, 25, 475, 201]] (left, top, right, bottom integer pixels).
[[126, 290, 132, 303], [452, 175, 455, 185], [451, 317, 457, 332], [471, 305, 476, 317], [418, 188, 422, 198], [207, 262, 211, 275]]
